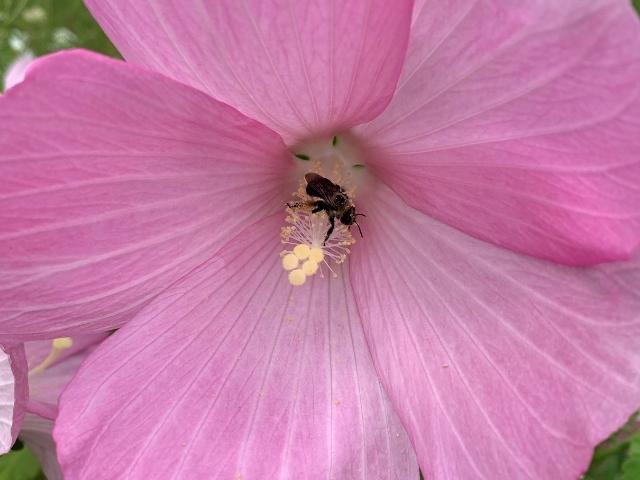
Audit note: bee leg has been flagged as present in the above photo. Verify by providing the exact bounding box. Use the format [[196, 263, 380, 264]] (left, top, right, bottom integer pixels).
[[287, 201, 314, 210], [324, 216, 335, 245]]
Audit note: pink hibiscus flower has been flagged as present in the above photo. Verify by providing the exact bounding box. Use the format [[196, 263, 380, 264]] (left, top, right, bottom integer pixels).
[[0, 344, 28, 455], [1, 1, 639, 479], [0, 51, 36, 458]]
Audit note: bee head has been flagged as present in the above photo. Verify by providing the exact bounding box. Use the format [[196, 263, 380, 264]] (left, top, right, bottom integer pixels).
[[340, 206, 356, 225], [340, 207, 365, 238]]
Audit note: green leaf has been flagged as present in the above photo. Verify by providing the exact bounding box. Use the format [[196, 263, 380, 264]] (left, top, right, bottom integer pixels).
[[621, 436, 640, 480], [584, 450, 626, 480], [0, 445, 45, 480], [584, 414, 640, 480]]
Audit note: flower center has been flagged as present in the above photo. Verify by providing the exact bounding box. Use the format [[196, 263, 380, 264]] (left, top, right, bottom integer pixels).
[[280, 135, 367, 286]]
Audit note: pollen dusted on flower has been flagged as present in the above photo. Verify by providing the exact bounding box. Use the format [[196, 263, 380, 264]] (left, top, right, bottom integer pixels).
[[281, 160, 356, 286]]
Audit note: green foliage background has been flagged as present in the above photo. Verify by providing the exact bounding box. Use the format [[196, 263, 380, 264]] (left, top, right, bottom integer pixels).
[[1, 0, 640, 478], [0, 0, 117, 89]]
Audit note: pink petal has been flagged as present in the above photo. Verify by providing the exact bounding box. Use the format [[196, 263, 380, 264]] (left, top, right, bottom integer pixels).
[[54, 215, 417, 479], [3, 52, 34, 91], [358, 0, 640, 265], [0, 50, 292, 340], [0, 344, 28, 453], [85, 0, 414, 141], [350, 185, 640, 480], [20, 414, 63, 480]]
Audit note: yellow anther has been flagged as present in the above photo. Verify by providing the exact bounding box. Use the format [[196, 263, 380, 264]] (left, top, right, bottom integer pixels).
[[302, 260, 319, 276], [281, 253, 299, 271], [308, 247, 324, 263], [293, 244, 311, 260], [288, 269, 306, 286]]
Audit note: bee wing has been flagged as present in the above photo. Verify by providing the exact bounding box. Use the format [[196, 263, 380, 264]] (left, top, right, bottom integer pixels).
[[304, 173, 339, 202]]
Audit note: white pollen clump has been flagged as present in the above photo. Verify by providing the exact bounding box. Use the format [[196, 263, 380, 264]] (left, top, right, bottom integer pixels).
[[302, 260, 319, 275], [282, 253, 299, 271], [288, 269, 307, 286], [309, 247, 324, 263], [293, 244, 311, 260]]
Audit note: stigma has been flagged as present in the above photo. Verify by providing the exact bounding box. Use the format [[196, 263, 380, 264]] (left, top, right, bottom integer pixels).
[[29, 337, 74, 376]]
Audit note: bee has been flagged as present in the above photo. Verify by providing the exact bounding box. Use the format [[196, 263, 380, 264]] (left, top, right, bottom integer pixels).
[[287, 173, 365, 244]]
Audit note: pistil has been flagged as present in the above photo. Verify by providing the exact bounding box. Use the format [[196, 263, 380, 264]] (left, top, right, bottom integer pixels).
[[29, 337, 73, 376]]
